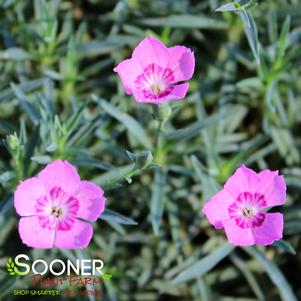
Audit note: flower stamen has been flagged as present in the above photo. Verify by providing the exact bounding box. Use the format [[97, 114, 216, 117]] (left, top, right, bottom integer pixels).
[[50, 206, 63, 218], [241, 207, 255, 218]]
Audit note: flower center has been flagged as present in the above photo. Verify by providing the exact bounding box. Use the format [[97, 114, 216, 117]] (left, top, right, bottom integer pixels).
[[35, 187, 79, 231], [50, 206, 63, 218], [150, 84, 162, 94], [241, 207, 255, 218], [135, 63, 174, 100], [228, 192, 266, 228]]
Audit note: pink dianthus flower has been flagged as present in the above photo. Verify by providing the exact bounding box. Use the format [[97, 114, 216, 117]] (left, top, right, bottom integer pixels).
[[14, 160, 106, 249], [114, 36, 195, 104], [202, 165, 286, 246]]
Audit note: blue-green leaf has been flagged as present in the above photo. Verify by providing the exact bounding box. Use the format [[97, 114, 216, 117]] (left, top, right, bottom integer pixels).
[[0, 78, 44, 103], [273, 239, 296, 255], [98, 99, 152, 149], [139, 15, 228, 29], [31, 155, 52, 164], [276, 15, 291, 61], [11, 83, 40, 125], [99, 209, 138, 225], [216, 2, 260, 64], [0, 48, 32, 61], [151, 168, 166, 236], [172, 243, 235, 284], [216, 2, 238, 12], [165, 107, 240, 143], [244, 247, 298, 301], [238, 10, 260, 64]]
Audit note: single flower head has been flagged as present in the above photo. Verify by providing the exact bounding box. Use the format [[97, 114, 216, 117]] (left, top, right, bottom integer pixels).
[[14, 160, 106, 249], [114, 36, 195, 104], [202, 165, 286, 246]]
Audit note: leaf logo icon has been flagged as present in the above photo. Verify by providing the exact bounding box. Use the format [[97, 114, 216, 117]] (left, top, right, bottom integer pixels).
[[6, 257, 16, 275], [102, 273, 112, 281], [6, 257, 23, 276]]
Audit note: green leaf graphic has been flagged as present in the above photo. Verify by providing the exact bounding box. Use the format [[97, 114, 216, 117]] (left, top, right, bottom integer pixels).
[[102, 273, 113, 281], [6, 257, 16, 276]]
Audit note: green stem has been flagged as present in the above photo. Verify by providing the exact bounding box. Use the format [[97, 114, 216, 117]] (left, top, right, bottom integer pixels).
[[152, 103, 171, 165], [13, 150, 24, 183], [154, 120, 166, 165]]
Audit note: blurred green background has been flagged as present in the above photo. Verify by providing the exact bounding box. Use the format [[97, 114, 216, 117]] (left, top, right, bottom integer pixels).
[[0, 0, 301, 300]]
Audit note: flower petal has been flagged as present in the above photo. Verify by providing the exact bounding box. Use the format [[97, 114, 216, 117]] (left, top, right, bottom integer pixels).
[[54, 219, 93, 249], [113, 58, 143, 95], [167, 46, 195, 82], [164, 83, 190, 102], [132, 90, 149, 103], [224, 165, 260, 199], [14, 177, 47, 216], [222, 219, 254, 246], [202, 189, 234, 229], [38, 160, 80, 195], [132, 36, 169, 69], [133, 83, 190, 104], [256, 170, 286, 207], [18, 216, 55, 248], [252, 213, 283, 245], [74, 181, 106, 222]]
